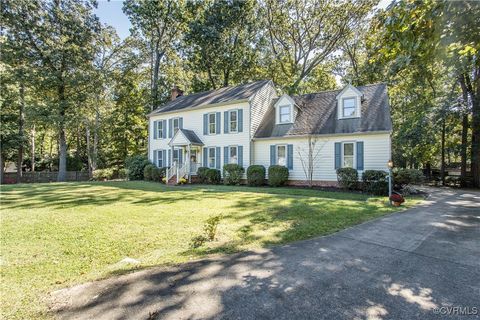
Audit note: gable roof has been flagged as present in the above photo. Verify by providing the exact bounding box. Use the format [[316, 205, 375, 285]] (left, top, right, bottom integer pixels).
[[149, 80, 271, 116], [169, 129, 204, 146], [254, 83, 391, 139]]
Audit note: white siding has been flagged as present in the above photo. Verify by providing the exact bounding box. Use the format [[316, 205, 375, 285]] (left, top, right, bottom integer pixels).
[[253, 133, 391, 181], [149, 101, 252, 168], [249, 82, 277, 138], [337, 86, 362, 119]]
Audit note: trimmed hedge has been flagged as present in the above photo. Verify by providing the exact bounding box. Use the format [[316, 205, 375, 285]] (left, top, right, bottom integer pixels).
[[143, 164, 155, 181], [393, 168, 424, 186], [197, 167, 209, 183], [336, 167, 358, 190], [362, 170, 388, 195], [206, 169, 221, 184], [223, 164, 244, 185], [247, 165, 266, 186], [125, 155, 151, 180], [268, 165, 289, 187]]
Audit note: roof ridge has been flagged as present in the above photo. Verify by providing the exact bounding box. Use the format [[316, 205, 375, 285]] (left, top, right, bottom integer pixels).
[[293, 83, 387, 98]]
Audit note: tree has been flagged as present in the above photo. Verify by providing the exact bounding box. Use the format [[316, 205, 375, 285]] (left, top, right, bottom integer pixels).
[[264, 0, 375, 94], [185, 0, 261, 89], [296, 136, 328, 187], [2, 0, 101, 181], [123, 0, 187, 110]]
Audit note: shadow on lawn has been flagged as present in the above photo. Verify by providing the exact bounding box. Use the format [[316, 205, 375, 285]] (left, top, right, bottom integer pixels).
[[1, 181, 371, 211]]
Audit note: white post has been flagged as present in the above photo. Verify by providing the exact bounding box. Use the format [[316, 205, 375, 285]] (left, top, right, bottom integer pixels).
[[176, 162, 179, 184], [166, 167, 169, 185]]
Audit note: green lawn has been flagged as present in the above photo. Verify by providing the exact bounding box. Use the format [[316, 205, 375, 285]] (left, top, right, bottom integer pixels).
[[0, 181, 422, 319]]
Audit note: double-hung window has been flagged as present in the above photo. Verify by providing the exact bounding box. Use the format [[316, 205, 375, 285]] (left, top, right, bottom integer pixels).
[[342, 98, 357, 118], [276, 145, 286, 166], [157, 150, 163, 167], [229, 110, 238, 133], [208, 147, 216, 168], [157, 121, 163, 139], [279, 105, 291, 123], [172, 118, 180, 135], [342, 142, 354, 168], [208, 113, 216, 134], [229, 146, 238, 164], [173, 149, 180, 164]]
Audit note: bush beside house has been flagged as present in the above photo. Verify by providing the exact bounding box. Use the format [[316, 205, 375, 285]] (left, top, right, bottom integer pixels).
[[197, 167, 209, 183], [268, 165, 289, 187], [393, 168, 424, 187], [362, 170, 388, 195], [247, 165, 265, 186], [336, 167, 358, 190], [206, 169, 221, 184], [223, 164, 244, 185], [125, 155, 150, 180]]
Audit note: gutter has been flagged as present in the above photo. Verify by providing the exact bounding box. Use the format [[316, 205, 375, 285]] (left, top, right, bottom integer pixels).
[[147, 98, 250, 117], [252, 130, 392, 141]]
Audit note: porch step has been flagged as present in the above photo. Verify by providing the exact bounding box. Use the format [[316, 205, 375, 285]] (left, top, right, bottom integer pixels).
[[168, 175, 177, 185]]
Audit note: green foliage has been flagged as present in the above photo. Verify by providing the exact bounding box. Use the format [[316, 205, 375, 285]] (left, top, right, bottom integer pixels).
[[125, 155, 150, 180], [393, 168, 424, 186], [189, 215, 222, 248], [222, 164, 244, 185], [362, 170, 388, 196], [197, 167, 209, 183], [268, 165, 289, 187], [117, 168, 128, 180], [92, 168, 115, 181], [206, 169, 221, 184], [151, 167, 165, 182], [247, 165, 266, 186], [143, 164, 155, 181], [336, 167, 358, 190]]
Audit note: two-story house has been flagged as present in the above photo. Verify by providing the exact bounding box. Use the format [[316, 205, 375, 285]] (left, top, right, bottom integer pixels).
[[148, 80, 392, 185]]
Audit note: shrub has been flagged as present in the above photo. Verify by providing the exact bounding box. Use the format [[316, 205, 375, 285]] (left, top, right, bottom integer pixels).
[[393, 168, 424, 186], [268, 165, 289, 187], [92, 168, 114, 181], [125, 155, 150, 180], [189, 215, 222, 248], [197, 167, 209, 183], [143, 164, 155, 181], [336, 167, 358, 190], [151, 167, 163, 182], [362, 170, 388, 195], [223, 164, 244, 185], [206, 169, 221, 184], [189, 235, 207, 248], [247, 165, 266, 186], [117, 168, 128, 180]]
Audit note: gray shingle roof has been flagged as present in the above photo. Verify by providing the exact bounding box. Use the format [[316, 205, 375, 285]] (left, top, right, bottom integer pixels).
[[149, 80, 271, 116], [254, 83, 391, 138], [179, 129, 203, 145]]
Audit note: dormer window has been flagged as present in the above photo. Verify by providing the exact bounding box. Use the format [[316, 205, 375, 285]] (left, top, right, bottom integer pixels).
[[279, 105, 292, 123], [342, 98, 357, 118]]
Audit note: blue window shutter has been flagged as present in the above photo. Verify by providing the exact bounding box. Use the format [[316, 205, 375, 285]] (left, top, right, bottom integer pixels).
[[179, 117, 183, 129], [203, 147, 208, 166], [153, 149, 158, 167], [216, 112, 221, 134], [168, 149, 172, 167], [168, 119, 173, 138], [287, 144, 293, 170], [153, 121, 158, 139], [238, 109, 243, 133], [224, 146, 229, 165], [162, 120, 167, 138], [238, 146, 243, 167], [334, 142, 341, 169], [162, 150, 166, 167], [224, 111, 229, 133], [216, 147, 221, 169], [270, 145, 276, 166], [356, 141, 364, 170], [203, 114, 208, 135], [178, 149, 183, 164]]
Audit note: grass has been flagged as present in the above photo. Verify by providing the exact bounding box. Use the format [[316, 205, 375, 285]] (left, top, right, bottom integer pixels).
[[0, 181, 422, 319]]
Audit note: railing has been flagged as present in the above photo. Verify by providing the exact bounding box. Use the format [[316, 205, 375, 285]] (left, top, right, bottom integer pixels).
[[165, 162, 177, 185], [177, 162, 188, 183]]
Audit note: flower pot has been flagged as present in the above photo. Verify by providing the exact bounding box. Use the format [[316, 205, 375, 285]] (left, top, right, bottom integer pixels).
[[392, 201, 401, 207]]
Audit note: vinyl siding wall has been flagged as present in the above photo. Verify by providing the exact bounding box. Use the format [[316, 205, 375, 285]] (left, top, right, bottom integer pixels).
[[253, 132, 391, 181]]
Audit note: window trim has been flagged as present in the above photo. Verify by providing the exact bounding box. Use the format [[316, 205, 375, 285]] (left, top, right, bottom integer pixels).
[[172, 117, 180, 135], [228, 145, 238, 164], [278, 105, 292, 124], [341, 141, 356, 169], [157, 150, 163, 167], [229, 110, 238, 133], [156, 121, 164, 139], [276, 144, 287, 166], [207, 113, 217, 135], [208, 147, 216, 168], [172, 148, 181, 164], [341, 97, 358, 119]]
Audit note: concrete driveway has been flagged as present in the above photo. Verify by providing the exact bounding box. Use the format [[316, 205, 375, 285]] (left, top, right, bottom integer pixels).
[[50, 188, 480, 320]]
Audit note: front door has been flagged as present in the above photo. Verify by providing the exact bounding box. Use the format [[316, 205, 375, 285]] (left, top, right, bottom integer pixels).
[[190, 149, 198, 173]]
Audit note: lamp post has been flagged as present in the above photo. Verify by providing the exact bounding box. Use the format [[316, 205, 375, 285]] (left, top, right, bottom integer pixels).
[[387, 160, 394, 199]]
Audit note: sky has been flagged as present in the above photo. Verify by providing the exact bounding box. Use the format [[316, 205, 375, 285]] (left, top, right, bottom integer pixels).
[[94, 0, 394, 41]]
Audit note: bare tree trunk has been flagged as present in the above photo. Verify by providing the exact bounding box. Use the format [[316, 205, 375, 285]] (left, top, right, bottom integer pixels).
[[17, 81, 25, 182], [92, 109, 99, 171], [0, 152, 3, 184], [472, 95, 480, 188], [86, 122, 93, 178], [441, 117, 446, 186], [461, 114, 468, 187], [31, 124, 35, 172], [57, 83, 67, 182]]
